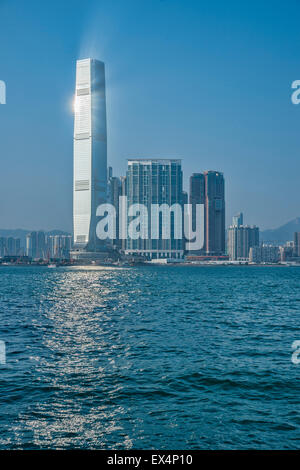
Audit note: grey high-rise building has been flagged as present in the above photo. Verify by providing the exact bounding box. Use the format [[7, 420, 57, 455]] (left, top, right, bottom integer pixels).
[[182, 191, 188, 252], [125, 159, 184, 259], [227, 225, 259, 261], [26, 233, 36, 258], [294, 232, 300, 257], [0, 238, 6, 257], [48, 235, 72, 259], [0, 237, 21, 257], [73, 58, 107, 252], [189, 171, 225, 255], [120, 176, 127, 251], [108, 169, 122, 249], [26, 231, 46, 259], [232, 212, 243, 227], [205, 171, 225, 254]]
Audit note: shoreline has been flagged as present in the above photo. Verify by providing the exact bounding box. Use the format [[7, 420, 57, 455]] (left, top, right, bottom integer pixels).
[[0, 263, 298, 268]]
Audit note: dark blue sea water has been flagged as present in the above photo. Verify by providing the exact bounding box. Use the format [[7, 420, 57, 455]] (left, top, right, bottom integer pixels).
[[0, 265, 300, 449]]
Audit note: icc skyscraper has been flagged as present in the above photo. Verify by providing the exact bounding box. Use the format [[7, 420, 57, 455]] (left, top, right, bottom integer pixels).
[[73, 58, 107, 252]]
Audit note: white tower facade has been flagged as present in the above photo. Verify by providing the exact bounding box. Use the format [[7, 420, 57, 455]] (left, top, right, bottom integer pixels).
[[73, 58, 107, 251]]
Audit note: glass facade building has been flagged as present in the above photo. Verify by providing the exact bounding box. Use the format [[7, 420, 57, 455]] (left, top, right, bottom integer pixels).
[[294, 232, 300, 257], [73, 58, 107, 251], [204, 171, 225, 255], [0, 237, 21, 257], [189, 173, 205, 254], [26, 231, 47, 259], [189, 171, 225, 255], [108, 170, 122, 249], [232, 212, 243, 227], [227, 225, 259, 261], [125, 159, 184, 259]]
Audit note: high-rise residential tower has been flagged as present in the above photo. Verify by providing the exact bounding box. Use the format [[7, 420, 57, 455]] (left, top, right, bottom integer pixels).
[[294, 232, 300, 257], [26, 231, 46, 259], [108, 168, 122, 249], [125, 159, 184, 260], [73, 58, 107, 252], [204, 171, 225, 255], [190, 174, 205, 231], [227, 225, 259, 261], [0, 237, 21, 257], [189, 171, 225, 255], [189, 173, 205, 254], [232, 212, 243, 227]]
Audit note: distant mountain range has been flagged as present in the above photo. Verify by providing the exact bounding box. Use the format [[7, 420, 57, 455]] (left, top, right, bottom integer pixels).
[[0, 229, 71, 248], [261, 217, 300, 243]]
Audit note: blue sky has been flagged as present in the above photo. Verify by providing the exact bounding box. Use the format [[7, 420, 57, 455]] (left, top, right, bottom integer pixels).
[[0, 0, 299, 232]]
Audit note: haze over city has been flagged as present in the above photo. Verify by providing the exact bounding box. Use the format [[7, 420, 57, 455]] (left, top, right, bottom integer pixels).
[[1, 0, 300, 232]]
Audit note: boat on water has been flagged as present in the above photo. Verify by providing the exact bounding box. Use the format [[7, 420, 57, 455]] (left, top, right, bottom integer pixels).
[[47, 264, 57, 268]]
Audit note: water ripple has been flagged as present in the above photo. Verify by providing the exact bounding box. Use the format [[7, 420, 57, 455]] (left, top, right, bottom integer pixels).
[[0, 265, 300, 449]]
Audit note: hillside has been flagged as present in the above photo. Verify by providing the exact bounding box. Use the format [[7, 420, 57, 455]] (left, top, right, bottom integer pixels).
[[261, 217, 300, 243]]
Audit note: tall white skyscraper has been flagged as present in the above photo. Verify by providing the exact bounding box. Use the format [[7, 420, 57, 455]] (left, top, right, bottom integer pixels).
[[73, 58, 107, 251]]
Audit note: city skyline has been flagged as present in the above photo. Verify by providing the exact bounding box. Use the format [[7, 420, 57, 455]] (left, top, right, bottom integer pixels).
[[189, 171, 225, 255], [0, 40, 297, 247]]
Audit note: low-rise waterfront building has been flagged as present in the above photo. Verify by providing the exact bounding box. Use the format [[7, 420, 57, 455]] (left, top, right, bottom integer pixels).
[[249, 245, 280, 263]]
